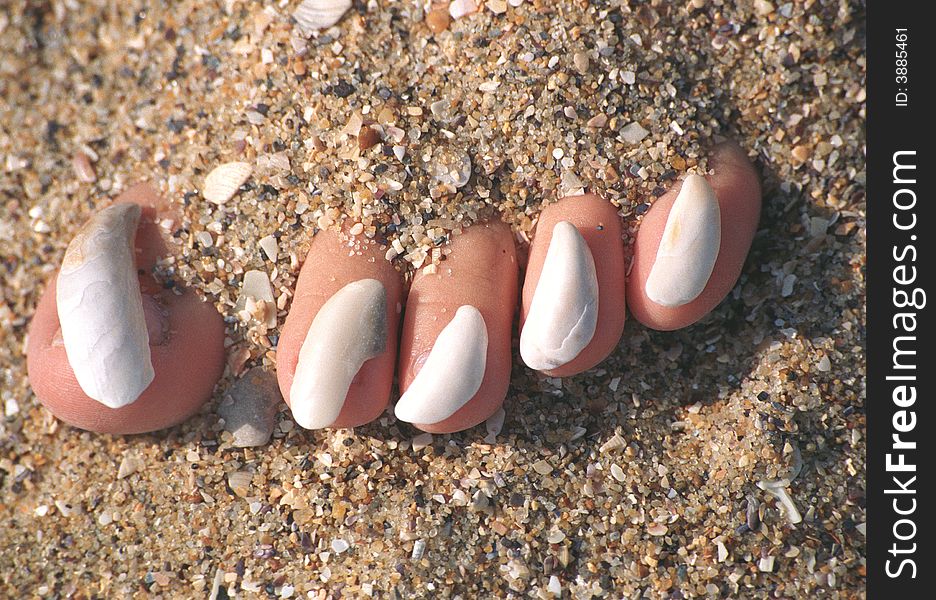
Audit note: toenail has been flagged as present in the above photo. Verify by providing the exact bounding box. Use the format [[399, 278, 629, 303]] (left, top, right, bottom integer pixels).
[[56, 203, 155, 408], [395, 305, 487, 425], [289, 279, 387, 429], [644, 174, 721, 308], [520, 221, 599, 371]]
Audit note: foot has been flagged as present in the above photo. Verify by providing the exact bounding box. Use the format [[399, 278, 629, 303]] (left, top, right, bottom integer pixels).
[[278, 140, 761, 433], [27, 141, 759, 434]]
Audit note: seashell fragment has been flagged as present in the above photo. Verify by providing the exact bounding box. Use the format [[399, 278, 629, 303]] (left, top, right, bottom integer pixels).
[[56, 203, 154, 408], [72, 151, 97, 183], [293, 0, 352, 36], [235, 270, 277, 328], [645, 174, 721, 307], [394, 305, 487, 425], [203, 162, 252, 205], [289, 279, 387, 429], [520, 221, 598, 371]]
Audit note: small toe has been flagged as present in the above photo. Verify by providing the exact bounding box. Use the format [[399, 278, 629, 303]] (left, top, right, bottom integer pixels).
[[520, 194, 626, 376], [276, 227, 404, 430], [395, 221, 518, 433], [627, 141, 762, 330]]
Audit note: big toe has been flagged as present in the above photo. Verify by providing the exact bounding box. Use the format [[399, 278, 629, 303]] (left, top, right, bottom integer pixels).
[[26, 184, 226, 434]]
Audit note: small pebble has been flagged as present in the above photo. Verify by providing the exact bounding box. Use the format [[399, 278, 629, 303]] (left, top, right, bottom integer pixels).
[[117, 454, 144, 479], [218, 367, 282, 447], [259, 235, 278, 262], [449, 0, 479, 20], [425, 8, 450, 34], [620, 122, 649, 144], [532, 460, 553, 475], [227, 470, 253, 497], [411, 432, 433, 451], [411, 539, 426, 560], [72, 151, 96, 183]]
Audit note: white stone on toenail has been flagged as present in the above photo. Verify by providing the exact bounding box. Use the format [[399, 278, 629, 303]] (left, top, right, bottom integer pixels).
[[289, 279, 387, 429], [394, 305, 488, 425], [520, 221, 598, 371], [56, 203, 154, 408], [645, 174, 721, 307]]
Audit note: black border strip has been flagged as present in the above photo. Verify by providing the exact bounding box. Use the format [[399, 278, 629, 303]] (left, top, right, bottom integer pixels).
[[867, 1, 932, 594]]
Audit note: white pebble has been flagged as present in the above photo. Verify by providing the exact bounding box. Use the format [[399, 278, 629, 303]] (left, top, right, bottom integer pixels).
[[259, 235, 278, 262], [620, 122, 649, 144], [449, 0, 479, 20]]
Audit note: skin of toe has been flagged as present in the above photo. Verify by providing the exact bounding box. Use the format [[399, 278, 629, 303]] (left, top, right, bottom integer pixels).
[[398, 220, 518, 434], [26, 185, 226, 434], [627, 141, 762, 331], [521, 194, 626, 377], [276, 228, 404, 429]]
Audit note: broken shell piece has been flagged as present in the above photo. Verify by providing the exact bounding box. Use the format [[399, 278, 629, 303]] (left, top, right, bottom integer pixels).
[[56, 203, 154, 408], [293, 0, 352, 36], [395, 305, 487, 425], [757, 479, 803, 525], [645, 174, 721, 307], [290, 279, 387, 429], [520, 221, 598, 371], [236, 270, 277, 328], [203, 162, 253, 205]]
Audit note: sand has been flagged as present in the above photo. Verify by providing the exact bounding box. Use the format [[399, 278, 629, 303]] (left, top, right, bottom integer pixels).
[[1, 1, 865, 597]]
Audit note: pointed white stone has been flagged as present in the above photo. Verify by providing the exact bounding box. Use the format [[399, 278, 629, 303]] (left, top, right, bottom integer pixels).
[[290, 279, 387, 429], [645, 174, 721, 307], [56, 203, 154, 408], [520, 221, 598, 371], [394, 305, 487, 425]]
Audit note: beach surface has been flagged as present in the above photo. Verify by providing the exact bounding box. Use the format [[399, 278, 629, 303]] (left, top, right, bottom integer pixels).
[[1, 1, 865, 597]]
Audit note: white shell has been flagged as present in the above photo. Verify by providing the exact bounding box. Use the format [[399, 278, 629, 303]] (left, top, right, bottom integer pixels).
[[293, 0, 352, 35], [645, 174, 722, 307], [203, 162, 252, 205], [394, 305, 487, 425], [290, 279, 387, 429], [56, 203, 154, 408], [520, 221, 598, 371], [449, 0, 479, 20]]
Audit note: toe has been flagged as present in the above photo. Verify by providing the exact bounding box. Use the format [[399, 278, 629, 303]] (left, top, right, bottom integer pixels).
[[627, 141, 762, 330], [395, 221, 518, 433], [520, 194, 626, 376], [277, 227, 404, 429], [26, 184, 226, 434]]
